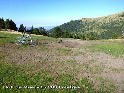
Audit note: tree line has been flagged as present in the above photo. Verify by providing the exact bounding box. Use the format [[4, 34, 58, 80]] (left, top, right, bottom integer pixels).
[[18, 24, 48, 36], [0, 18, 17, 31], [0, 17, 48, 36]]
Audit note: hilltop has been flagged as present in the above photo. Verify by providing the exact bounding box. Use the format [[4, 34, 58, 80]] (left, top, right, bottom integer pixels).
[[51, 11, 124, 39]]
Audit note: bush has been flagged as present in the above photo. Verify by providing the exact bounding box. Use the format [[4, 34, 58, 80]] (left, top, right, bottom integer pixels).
[[112, 33, 119, 39]]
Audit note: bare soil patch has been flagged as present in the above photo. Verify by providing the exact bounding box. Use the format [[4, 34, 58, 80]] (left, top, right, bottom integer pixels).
[[61, 39, 113, 48]]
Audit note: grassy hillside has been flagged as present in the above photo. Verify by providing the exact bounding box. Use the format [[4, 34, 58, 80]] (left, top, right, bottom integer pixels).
[[0, 31, 124, 93], [57, 11, 124, 39]]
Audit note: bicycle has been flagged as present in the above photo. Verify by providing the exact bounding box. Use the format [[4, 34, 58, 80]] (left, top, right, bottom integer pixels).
[[15, 31, 37, 46]]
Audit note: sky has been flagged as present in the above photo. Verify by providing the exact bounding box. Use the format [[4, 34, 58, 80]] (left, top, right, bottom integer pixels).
[[0, 0, 124, 27]]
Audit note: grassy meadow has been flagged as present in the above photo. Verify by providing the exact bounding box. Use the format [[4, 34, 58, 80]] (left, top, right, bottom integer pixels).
[[0, 31, 124, 93]]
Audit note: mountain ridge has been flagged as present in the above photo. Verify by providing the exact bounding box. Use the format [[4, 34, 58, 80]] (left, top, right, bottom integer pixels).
[[52, 11, 124, 39]]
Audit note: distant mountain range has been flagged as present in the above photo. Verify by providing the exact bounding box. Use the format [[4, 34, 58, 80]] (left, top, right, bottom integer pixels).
[[26, 26, 56, 30], [17, 26, 56, 31], [43, 26, 56, 30], [50, 11, 124, 39]]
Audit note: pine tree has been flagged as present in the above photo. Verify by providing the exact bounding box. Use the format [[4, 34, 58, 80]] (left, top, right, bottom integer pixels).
[[9, 19, 17, 31], [5, 19, 10, 29], [33, 28, 39, 35], [39, 27, 47, 35], [0, 18, 5, 29], [53, 27, 63, 38], [18, 24, 25, 33]]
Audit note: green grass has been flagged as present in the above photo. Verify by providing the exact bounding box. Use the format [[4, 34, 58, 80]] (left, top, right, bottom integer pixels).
[[32, 34, 58, 41], [111, 68, 120, 72], [1, 60, 115, 93], [85, 43, 124, 57], [0, 61, 54, 93], [96, 77, 116, 93], [0, 32, 20, 45], [81, 77, 96, 93], [0, 31, 58, 45], [0, 61, 97, 93]]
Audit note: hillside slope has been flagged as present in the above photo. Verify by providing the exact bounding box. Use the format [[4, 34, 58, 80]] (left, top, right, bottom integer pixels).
[[58, 11, 124, 39]]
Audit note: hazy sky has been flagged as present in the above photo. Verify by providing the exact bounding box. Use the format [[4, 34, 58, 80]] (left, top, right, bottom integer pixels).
[[0, 0, 124, 27]]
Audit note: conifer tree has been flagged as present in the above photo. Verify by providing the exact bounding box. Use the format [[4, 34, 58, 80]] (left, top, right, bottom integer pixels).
[[53, 27, 63, 38], [5, 19, 10, 29], [18, 24, 25, 33], [9, 19, 17, 31], [0, 18, 5, 29]]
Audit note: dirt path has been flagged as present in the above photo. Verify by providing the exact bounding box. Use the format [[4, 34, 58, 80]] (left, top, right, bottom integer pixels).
[[61, 39, 112, 48]]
